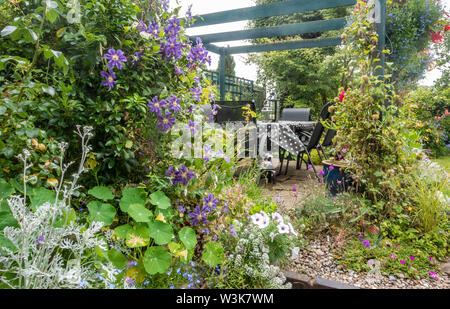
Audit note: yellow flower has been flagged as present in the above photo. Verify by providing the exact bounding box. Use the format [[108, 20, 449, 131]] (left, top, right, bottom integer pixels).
[[176, 249, 188, 260], [47, 178, 58, 187], [155, 212, 166, 223], [408, 206, 412, 211]]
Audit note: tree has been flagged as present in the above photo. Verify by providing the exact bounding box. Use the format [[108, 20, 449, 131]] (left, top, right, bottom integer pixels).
[[217, 53, 236, 76], [248, 0, 347, 115]]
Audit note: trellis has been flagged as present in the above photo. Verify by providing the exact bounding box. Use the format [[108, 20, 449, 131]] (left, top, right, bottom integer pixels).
[[187, 0, 386, 100]]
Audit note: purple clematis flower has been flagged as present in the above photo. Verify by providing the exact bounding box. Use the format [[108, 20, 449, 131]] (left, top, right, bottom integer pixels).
[[178, 164, 194, 185], [157, 112, 176, 131], [100, 70, 116, 91], [188, 206, 210, 226], [160, 36, 183, 60], [165, 166, 179, 185], [186, 120, 197, 134], [104, 48, 127, 70], [148, 96, 166, 114], [203, 193, 218, 209], [166, 95, 182, 113], [164, 16, 181, 37], [362, 240, 371, 248], [190, 86, 202, 102], [146, 19, 160, 38], [131, 51, 144, 66]]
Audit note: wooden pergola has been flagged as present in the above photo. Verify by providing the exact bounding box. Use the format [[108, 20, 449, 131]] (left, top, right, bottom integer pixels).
[[187, 0, 386, 100]]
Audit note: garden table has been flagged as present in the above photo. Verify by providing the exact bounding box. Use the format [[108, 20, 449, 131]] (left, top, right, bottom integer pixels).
[[257, 121, 316, 156]]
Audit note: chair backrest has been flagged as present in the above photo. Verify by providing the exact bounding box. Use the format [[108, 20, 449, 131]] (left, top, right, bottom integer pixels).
[[319, 102, 334, 121], [214, 101, 256, 123], [322, 129, 337, 147], [281, 108, 311, 121], [306, 102, 334, 151]]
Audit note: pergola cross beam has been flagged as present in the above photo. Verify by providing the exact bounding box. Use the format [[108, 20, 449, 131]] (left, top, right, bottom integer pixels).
[[187, 0, 386, 100]]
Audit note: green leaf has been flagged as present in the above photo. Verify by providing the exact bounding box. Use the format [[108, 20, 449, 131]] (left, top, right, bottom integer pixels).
[[149, 191, 171, 209], [127, 203, 152, 223], [88, 186, 114, 201], [87, 201, 116, 226], [125, 140, 133, 149], [23, 29, 38, 43], [0, 211, 18, 231], [143, 246, 171, 275], [126, 225, 150, 248], [108, 249, 128, 269], [1, 26, 17, 37], [30, 187, 56, 211], [179, 227, 197, 250], [0, 235, 16, 254], [119, 187, 146, 212], [148, 221, 173, 245], [202, 242, 224, 267], [46, 9, 59, 23], [0, 179, 14, 199], [114, 224, 132, 240]]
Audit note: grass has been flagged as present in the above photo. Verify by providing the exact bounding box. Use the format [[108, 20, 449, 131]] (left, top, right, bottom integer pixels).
[[432, 155, 450, 196], [434, 155, 450, 173]]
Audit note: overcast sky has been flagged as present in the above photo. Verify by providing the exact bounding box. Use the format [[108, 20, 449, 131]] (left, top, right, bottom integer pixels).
[[170, 0, 449, 86]]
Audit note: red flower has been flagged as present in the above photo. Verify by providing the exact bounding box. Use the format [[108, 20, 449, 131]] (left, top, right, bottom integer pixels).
[[431, 31, 443, 43], [339, 91, 346, 102], [445, 24, 450, 32]]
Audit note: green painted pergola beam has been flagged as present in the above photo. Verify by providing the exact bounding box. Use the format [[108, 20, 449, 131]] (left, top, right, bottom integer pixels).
[[224, 37, 342, 55], [189, 0, 356, 28], [197, 18, 348, 44]]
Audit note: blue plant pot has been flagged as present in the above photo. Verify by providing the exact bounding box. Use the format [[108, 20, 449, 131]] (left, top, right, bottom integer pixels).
[[322, 160, 352, 196]]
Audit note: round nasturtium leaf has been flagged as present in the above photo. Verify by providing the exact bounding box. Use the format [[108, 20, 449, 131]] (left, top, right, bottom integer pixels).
[[88, 186, 114, 201], [87, 201, 116, 226], [202, 241, 224, 267], [114, 224, 133, 240], [149, 191, 171, 209], [108, 249, 128, 269], [178, 227, 197, 250], [30, 187, 56, 211], [125, 225, 150, 248], [127, 203, 152, 223], [143, 246, 171, 275], [148, 221, 173, 245], [119, 187, 146, 212], [0, 180, 14, 199]]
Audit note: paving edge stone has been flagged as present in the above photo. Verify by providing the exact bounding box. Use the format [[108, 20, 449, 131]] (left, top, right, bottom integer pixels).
[[284, 271, 360, 289]]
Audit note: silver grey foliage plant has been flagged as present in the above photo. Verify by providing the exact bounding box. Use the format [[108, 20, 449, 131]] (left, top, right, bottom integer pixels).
[[0, 126, 117, 289]]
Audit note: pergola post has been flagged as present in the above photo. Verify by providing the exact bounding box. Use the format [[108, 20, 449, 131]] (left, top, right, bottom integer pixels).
[[375, 0, 386, 78], [219, 51, 226, 101]]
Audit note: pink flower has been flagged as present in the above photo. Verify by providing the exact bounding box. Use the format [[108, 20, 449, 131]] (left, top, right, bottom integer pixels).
[[400, 260, 406, 265], [329, 165, 335, 171], [339, 91, 346, 102], [292, 185, 297, 192], [337, 180, 342, 184], [394, 244, 399, 248], [429, 257, 435, 264], [410, 256, 415, 261], [431, 31, 443, 43], [390, 254, 396, 260], [429, 271, 438, 279], [307, 165, 312, 170], [318, 170, 325, 176]]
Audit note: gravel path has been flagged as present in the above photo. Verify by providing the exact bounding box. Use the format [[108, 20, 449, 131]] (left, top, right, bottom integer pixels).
[[285, 235, 450, 289], [259, 165, 450, 289]]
